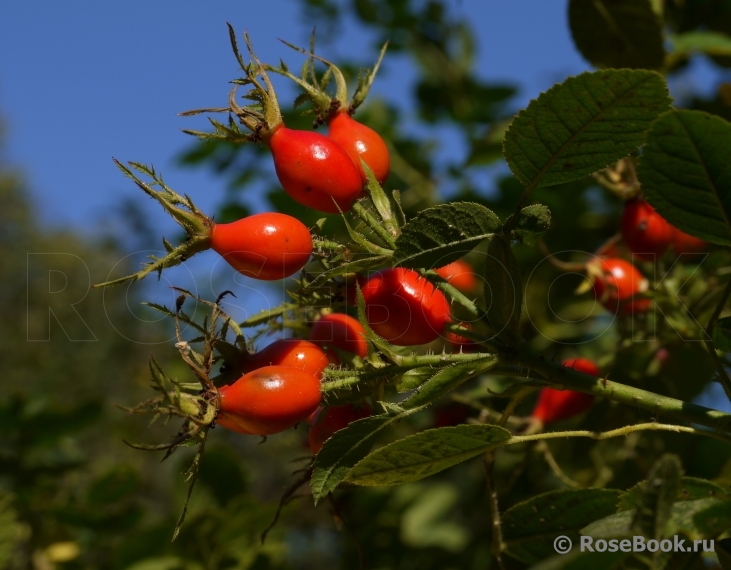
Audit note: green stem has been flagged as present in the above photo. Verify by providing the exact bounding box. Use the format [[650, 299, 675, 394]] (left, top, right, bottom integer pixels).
[[507, 422, 731, 447], [321, 352, 495, 393], [704, 277, 731, 402], [516, 342, 731, 432]]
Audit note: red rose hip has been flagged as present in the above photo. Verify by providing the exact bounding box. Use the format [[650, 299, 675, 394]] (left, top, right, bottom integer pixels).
[[210, 212, 312, 280], [328, 111, 390, 185], [310, 313, 368, 358], [268, 126, 364, 213], [217, 365, 322, 435], [240, 339, 330, 378], [591, 258, 650, 315], [361, 267, 451, 346], [620, 199, 673, 261]]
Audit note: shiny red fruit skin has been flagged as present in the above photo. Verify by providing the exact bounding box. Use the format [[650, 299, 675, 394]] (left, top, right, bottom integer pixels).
[[592, 258, 650, 315], [436, 259, 478, 294], [216, 413, 254, 434], [361, 268, 451, 346], [310, 313, 368, 358], [308, 404, 372, 454], [241, 339, 330, 379], [531, 358, 598, 424], [210, 213, 312, 281], [217, 365, 322, 435], [328, 111, 390, 185], [268, 126, 363, 213], [620, 199, 673, 261], [671, 227, 708, 255]]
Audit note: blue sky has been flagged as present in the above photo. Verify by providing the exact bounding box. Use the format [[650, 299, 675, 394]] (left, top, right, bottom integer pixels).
[[0, 0, 595, 235], [2, 1, 724, 234]]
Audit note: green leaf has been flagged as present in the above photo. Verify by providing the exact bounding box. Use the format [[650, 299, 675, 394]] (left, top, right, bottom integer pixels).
[[581, 511, 634, 539], [618, 477, 728, 511], [585, 498, 731, 542], [343, 424, 511, 486], [393, 203, 500, 269], [511, 204, 551, 246], [485, 236, 522, 346], [502, 488, 622, 564], [398, 367, 438, 392], [503, 69, 671, 189], [400, 356, 498, 409], [714, 318, 731, 353], [673, 497, 731, 539], [568, 0, 665, 70], [633, 454, 682, 540], [638, 110, 731, 245], [671, 31, 731, 57], [362, 161, 399, 239], [310, 410, 420, 504]]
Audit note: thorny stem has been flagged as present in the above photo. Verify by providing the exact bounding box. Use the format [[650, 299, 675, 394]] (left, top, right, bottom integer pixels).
[[515, 341, 731, 432], [321, 352, 496, 392], [704, 276, 731, 402]]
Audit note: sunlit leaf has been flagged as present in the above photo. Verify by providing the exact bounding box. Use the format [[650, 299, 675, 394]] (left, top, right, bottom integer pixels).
[[394, 203, 500, 269], [344, 424, 511, 486], [504, 69, 671, 188]]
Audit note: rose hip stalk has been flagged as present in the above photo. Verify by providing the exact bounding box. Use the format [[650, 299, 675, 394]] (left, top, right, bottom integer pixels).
[[183, 28, 363, 214], [94, 162, 312, 287], [267, 40, 391, 185]]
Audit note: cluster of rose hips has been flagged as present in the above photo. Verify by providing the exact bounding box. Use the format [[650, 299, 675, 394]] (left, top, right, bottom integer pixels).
[[588, 197, 708, 315], [205, 34, 482, 451], [527, 196, 710, 426], [115, 33, 705, 453]]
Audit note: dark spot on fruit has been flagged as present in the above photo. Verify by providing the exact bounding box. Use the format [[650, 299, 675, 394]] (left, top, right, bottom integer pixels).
[[306, 187, 312, 192]]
